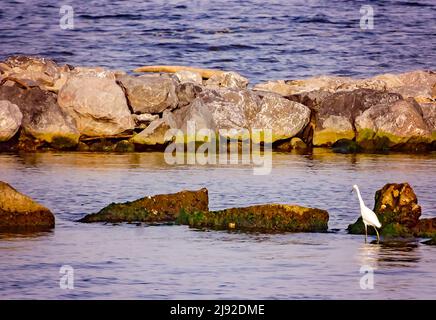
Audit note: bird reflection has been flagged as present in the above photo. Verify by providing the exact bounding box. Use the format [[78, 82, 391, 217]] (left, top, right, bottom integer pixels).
[[357, 240, 420, 270]]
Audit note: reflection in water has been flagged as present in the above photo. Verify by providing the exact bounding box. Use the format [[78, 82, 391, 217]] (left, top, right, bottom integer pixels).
[[357, 241, 421, 271]]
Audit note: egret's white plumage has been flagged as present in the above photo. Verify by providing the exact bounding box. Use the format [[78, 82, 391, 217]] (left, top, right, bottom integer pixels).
[[352, 184, 382, 243]]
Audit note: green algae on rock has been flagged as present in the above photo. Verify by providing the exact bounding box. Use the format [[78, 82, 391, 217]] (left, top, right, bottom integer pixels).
[[79, 188, 209, 223], [177, 204, 329, 233], [0, 181, 55, 230], [347, 182, 428, 238]]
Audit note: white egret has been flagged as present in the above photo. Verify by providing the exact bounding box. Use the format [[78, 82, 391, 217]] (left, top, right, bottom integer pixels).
[[352, 185, 382, 243]]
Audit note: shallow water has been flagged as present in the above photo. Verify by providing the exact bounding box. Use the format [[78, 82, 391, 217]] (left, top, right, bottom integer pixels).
[[1, 0, 435, 82], [0, 151, 435, 299]]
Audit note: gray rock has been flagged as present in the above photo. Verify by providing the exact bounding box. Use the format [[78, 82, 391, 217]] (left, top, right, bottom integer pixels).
[[58, 76, 135, 137], [117, 74, 178, 114], [0, 100, 22, 142], [355, 99, 432, 149], [0, 84, 79, 148]]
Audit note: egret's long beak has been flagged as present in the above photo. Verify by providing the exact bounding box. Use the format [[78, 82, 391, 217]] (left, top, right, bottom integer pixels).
[[350, 188, 354, 193]]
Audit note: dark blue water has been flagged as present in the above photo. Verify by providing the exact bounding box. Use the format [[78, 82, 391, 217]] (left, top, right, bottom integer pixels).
[[1, 0, 435, 83]]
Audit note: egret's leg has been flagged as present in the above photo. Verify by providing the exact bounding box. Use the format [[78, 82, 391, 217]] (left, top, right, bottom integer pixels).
[[374, 227, 380, 243], [364, 224, 367, 243]]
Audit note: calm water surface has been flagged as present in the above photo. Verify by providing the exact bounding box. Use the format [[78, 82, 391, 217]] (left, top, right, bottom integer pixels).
[[1, 0, 435, 82], [0, 151, 435, 299]]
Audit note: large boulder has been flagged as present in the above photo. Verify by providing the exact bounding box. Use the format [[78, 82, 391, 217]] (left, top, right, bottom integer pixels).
[[117, 74, 178, 114], [355, 99, 432, 151], [79, 188, 209, 223], [348, 183, 422, 237], [313, 89, 402, 146], [0, 181, 55, 230], [173, 88, 311, 142], [58, 76, 135, 137], [0, 100, 22, 142], [0, 84, 80, 149], [177, 204, 329, 232]]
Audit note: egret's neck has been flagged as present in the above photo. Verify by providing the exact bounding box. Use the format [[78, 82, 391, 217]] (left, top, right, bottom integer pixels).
[[355, 188, 365, 208]]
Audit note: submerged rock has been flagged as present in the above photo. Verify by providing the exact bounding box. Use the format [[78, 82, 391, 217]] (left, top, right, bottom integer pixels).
[[79, 188, 209, 223], [58, 76, 135, 137], [0, 83, 79, 149], [177, 204, 329, 232], [0, 100, 22, 142], [348, 183, 422, 237], [0, 181, 55, 230], [331, 139, 361, 154]]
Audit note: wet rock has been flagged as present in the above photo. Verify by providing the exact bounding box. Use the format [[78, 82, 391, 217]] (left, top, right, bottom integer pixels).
[[89, 140, 115, 152], [114, 140, 135, 152], [348, 183, 421, 237], [0, 100, 22, 142], [205, 71, 249, 89], [0, 181, 55, 230], [313, 89, 402, 146], [117, 74, 178, 114], [355, 99, 432, 151], [177, 204, 329, 233], [79, 188, 209, 223], [0, 84, 80, 149], [413, 218, 436, 238], [275, 137, 308, 152], [58, 76, 135, 137], [76, 142, 90, 152], [331, 139, 361, 154], [174, 70, 203, 84]]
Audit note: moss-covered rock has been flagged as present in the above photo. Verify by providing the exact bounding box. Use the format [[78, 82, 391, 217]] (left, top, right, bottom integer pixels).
[[413, 218, 436, 238], [114, 140, 135, 152], [348, 183, 422, 238], [332, 138, 361, 154], [79, 188, 209, 223], [0, 181, 55, 230], [177, 204, 329, 233]]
